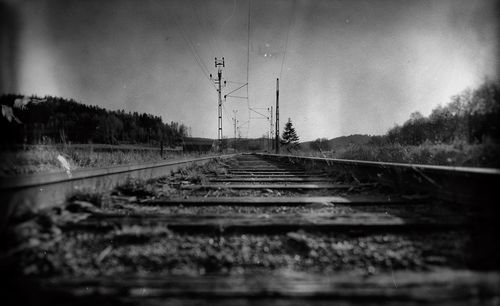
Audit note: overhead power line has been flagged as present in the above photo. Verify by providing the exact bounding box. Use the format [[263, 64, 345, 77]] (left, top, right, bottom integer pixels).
[[246, 0, 252, 138], [172, 14, 216, 90], [201, 2, 224, 56], [191, 3, 216, 58], [280, 0, 296, 79], [149, 0, 214, 89], [191, 2, 224, 58], [222, 103, 233, 126], [246, 0, 251, 88]]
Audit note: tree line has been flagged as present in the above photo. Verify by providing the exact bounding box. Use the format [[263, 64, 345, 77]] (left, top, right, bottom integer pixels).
[[308, 81, 499, 150], [381, 81, 499, 146], [0, 95, 189, 146]]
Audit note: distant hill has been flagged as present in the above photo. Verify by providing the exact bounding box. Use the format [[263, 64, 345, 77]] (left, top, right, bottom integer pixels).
[[327, 134, 372, 150], [301, 134, 373, 151], [183, 137, 214, 144]]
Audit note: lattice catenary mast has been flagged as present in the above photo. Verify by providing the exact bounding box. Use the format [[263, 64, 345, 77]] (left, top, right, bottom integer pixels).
[[210, 57, 226, 151]]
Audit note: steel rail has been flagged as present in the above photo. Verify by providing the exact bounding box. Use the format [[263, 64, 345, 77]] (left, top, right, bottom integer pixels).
[[7, 270, 500, 303], [256, 153, 500, 207], [0, 154, 238, 224], [4, 153, 500, 304]]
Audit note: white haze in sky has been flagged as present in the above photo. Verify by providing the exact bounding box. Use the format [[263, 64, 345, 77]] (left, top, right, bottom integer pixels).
[[6, 0, 499, 141]]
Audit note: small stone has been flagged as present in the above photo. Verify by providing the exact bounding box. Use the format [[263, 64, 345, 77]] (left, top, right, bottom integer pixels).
[[286, 232, 311, 255], [367, 265, 376, 274], [65, 201, 99, 213]]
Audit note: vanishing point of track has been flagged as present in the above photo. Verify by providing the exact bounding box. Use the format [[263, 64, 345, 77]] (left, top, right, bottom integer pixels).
[[3, 153, 500, 305]]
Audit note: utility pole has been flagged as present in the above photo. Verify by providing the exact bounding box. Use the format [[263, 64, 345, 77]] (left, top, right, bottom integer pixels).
[[232, 110, 238, 150], [268, 106, 273, 152], [275, 78, 280, 154], [210, 57, 226, 152], [232, 110, 238, 140]]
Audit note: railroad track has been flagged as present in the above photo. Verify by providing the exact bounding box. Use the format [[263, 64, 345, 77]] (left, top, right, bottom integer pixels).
[[2, 153, 499, 305]]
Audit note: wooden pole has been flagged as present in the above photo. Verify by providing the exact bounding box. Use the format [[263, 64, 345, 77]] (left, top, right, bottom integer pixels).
[[275, 78, 280, 154]]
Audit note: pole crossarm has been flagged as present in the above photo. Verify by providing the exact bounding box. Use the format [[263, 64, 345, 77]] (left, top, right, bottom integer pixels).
[[225, 95, 248, 100], [250, 108, 269, 119], [237, 120, 250, 129], [224, 83, 248, 98]]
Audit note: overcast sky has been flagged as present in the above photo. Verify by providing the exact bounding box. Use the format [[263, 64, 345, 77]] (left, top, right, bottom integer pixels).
[[2, 0, 498, 141]]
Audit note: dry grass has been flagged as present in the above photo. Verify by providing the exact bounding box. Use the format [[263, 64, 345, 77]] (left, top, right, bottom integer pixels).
[[113, 177, 158, 197], [299, 140, 500, 168], [67, 190, 104, 207], [0, 145, 212, 176], [336, 141, 500, 168]]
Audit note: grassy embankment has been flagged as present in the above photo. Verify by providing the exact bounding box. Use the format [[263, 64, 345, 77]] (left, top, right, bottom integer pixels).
[[0, 144, 208, 177], [0, 94, 194, 176], [305, 140, 500, 168], [301, 81, 500, 168]]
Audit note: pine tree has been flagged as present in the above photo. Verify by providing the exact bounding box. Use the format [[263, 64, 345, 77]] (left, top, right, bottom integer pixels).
[[281, 118, 300, 152]]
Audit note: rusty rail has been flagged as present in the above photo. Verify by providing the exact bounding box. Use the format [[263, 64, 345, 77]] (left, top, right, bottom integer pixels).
[[256, 153, 500, 207], [0, 154, 238, 227]]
